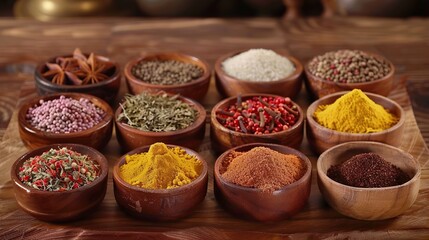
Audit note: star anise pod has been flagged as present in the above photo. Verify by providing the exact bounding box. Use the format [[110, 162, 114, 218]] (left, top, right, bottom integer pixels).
[[42, 63, 65, 84], [74, 53, 115, 85]]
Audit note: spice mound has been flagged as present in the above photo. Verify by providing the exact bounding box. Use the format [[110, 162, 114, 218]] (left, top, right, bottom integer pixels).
[[222, 49, 295, 82], [220, 147, 306, 192], [119, 142, 203, 189], [313, 89, 397, 133], [26, 95, 106, 134], [216, 95, 299, 134], [117, 92, 197, 132], [327, 152, 410, 188], [308, 49, 391, 83], [18, 147, 100, 191], [132, 59, 204, 85]]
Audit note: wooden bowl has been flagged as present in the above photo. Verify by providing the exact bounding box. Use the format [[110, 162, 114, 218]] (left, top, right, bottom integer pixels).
[[115, 94, 206, 152], [317, 141, 421, 220], [306, 91, 405, 154], [210, 94, 304, 153], [214, 50, 303, 98], [34, 54, 121, 105], [10, 143, 109, 222], [304, 52, 395, 99], [214, 143, 312, 222], [124, 52, 211, 101], [113, 144, 208, 221], [18, 93, 114, 150]]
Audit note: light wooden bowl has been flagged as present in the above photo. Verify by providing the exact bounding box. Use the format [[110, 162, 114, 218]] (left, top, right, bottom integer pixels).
[[215, 50, 303, 98], [304, 51, 395, 99], [124, 52, 211, 101], [306, 91, 405, 154], [317, 141, 421, 220], [18, 93, 114, 150], [214, 143, 312, 222], [113, 144, 208, 221]]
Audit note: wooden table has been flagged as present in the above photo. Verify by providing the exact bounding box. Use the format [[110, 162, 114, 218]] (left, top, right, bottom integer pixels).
[[0, 17, 428, 239]]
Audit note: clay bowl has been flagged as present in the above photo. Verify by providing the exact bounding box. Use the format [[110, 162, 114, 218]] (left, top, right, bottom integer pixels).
[[11, 143, 109, 222], [124, 52, 211, 101], [18, 93, 114, 150], [214, 143, 312, 222], [115, 94, 206, 152], [34, 54, 121, 105], [306, 91, 405, 154], [210, 94, 304, 153], [113, 144, 208, 220], [214, 50, 303, 98], [304, 52, 395, 99], [317, 141, 421, 220]]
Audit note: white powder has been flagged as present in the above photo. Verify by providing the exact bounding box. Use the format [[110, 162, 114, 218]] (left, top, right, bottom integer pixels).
[[222, 49, 295, 82]]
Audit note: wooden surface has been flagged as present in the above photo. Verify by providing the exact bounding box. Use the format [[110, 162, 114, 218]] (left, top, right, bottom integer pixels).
[[0, 17, 428, 239]]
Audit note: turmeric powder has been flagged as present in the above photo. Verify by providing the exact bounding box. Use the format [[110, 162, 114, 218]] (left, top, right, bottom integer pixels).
[[314, 89, 397, 133], [119, 142, 202, 189]]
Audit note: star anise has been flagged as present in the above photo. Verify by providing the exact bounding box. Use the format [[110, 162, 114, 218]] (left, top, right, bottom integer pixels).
[[74, 53, 115, 85], [42, 63, 65, 84]]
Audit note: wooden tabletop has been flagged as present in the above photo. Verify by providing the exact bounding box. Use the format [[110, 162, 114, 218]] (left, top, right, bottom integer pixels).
[[0, 17, 428, 239]]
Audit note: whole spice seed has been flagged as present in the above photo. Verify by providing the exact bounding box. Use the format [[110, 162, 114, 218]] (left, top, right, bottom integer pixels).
[[327, 152, 410, 188], [18, 147, 100, 191], [117, 92, 197, 132], [308, 49, 391, 83], [26, 95, 106, 134], [131, 60, 203, 85]]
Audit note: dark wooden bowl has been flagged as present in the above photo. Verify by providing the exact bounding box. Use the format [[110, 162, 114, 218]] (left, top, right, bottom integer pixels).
[[34, 54, 121, 105], [214, 143, 312, 222], [210, 94, 304, 153], [10, 143, 109, 222], [304, 51, 395, 99], [214, 50, 303, 99], [317, 141, 421, 220], [18, 93, 114, 150], [113, 144, 208, 221], [306, 91, 405, 154], [124, 52, 211, 102], [115, 94, 206, 152]]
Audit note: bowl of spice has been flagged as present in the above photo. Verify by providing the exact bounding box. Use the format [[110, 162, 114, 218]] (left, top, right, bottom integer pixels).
[[211, 94, 304, 153], [11, 144, 109, 222], [305, 49, 395, 98], [317, 141, 421, 220], [306, 89, 405, 154], [124, 52, 211, 101], [214, 143, 312, 222], [18, 93, 114, 150], [115, 92, 206, 152], [34, 48, 121, 105], [113, 142, 208, 220], [215, 48, 303, 98]]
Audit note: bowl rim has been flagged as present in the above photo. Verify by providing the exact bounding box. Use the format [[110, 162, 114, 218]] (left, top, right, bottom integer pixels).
[[214, 48, 303, 84], [11, 143, 109, 194], [317, 141, 421, 191], [113, 143, 208, 194], [306, 91, 405, 136], [18, 93, 114, 138], [124, 52, 211, 89], [211, 93, 304, 137], [214, 143, 312, 193]]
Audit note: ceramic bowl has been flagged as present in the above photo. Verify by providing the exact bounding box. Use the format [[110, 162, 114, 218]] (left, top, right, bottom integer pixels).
[[214, 50, 303, 98], [115, 94, 206, 152], [18, 93, 113, 150], [124, 52, 211, 101], [34, 54, 121, 105], [317, 141, 421, 220], [214, 143, 312, 222], [11, 143, 109, 222], [306, 91, 405, 154], [210, 94, 304, 153], [113, 144, 208, 220], [304, 51, 395, 99]]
